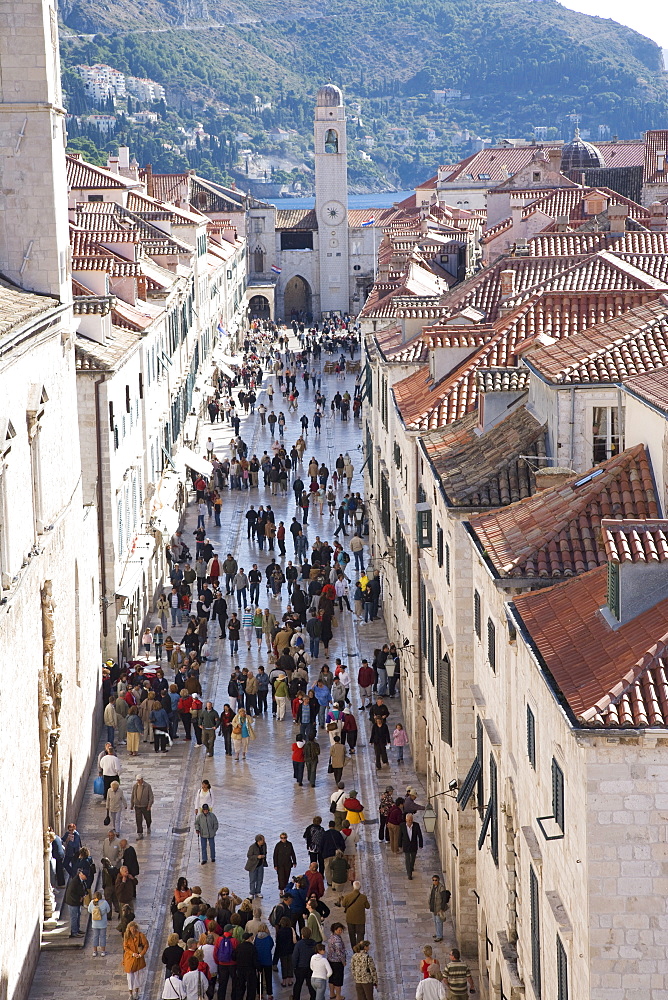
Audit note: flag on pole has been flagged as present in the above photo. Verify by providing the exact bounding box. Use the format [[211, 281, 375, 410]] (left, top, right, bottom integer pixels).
[[271, 264, 282, 274], [361, 218, 375, 228]]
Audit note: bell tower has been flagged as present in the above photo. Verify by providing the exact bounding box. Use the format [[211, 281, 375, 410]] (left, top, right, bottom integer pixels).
[[314, 84, 349, 317], [0, 0, 71, 301]]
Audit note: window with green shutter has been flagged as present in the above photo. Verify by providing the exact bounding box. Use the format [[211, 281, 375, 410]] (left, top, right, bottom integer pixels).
[[530, 867, 541, 998], [474, 590, 481, 638], [476, 716, 484, 818], [487, 617, 496, 672], [607, 560, 620, 620], [526, 705, 536, 768], [436, 634, 452, 745], [556, 936, 568, 1000], [436, 524, 444, 567], [427, 602, 434, 683], [552, 758, 564, 832]]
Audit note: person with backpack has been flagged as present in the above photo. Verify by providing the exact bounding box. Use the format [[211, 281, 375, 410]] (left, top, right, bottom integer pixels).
[[88, 890, 111, 956], [213, 928, 238, 1000]]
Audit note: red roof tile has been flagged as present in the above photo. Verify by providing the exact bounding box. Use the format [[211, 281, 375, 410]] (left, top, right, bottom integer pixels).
[[468, 445, 658, 579], [643, 130, 668, 185], [67, 155, 136, 190], [623, 366, 668, 414], [511, 566, 668, 727], [423, 405, 546, 507], [525, 298, 668, 383], [602, 519, 668, 563]]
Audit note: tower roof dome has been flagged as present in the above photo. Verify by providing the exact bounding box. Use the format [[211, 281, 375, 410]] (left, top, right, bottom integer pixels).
[[561, 127, 605, 172], [316, 84, 343, 108]]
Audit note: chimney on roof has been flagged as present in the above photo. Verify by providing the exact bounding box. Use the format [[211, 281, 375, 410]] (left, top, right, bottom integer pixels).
[[649, 202, 668, 233], [511, 203, 524, 232], [555, 215, 569, 232], [533, 466, 575, 492], [602, 519, 668, 627], [607, 203, 628, 234], [107, 153, 120, 174], [144, 163, 154, 198], [500, 269, 516, 299], [547, 147, 562, 174]]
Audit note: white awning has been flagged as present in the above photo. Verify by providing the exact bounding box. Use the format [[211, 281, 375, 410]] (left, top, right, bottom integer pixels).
[[116, 560, 146, 601], [173, 446, 213, 478], [152, 505, 181, 537], [184, 413, 198, 442]]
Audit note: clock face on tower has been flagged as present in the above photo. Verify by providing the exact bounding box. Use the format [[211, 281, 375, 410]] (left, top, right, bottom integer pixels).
[[320, 200, 346, 226]]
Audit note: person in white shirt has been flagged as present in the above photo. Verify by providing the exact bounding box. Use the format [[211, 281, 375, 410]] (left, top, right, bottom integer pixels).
[[415, 968, 446, 1000], [195, 779, 213, 816], [99, 746, 122, 801], [182, 959, 208, 1000], [310, 944, 333, 1000], [162, 970, 186, 1000]]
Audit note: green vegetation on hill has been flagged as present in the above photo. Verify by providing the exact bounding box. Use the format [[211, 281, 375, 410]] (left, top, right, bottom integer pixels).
[[59, 0, 668, 190]]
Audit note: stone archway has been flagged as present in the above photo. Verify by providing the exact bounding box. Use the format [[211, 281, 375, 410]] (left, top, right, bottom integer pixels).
[[283, 275, 312, 321], [249, 295, 271, 320]]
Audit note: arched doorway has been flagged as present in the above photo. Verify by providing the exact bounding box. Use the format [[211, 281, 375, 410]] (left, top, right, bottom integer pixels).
[[249, 295, 271, 320], [283, 275, 312, 322]]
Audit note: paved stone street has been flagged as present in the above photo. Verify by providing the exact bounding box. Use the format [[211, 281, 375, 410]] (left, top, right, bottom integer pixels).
[[28, 338, 469, 1000]]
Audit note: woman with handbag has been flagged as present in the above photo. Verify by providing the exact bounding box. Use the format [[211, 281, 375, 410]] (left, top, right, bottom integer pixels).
[[123, 920, 149, 999], [106, 780, 128, 833], [351, 941, 378, 1000], [231, 707, 254, 761]]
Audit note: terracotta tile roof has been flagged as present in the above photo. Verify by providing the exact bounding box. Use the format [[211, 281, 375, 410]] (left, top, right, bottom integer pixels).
[[596, 139, 645, 168], [72, 255, 141, 277], [394, 287, 660, 430], [75, 328, 142, 371], [442, 146, 561, 183], [617, 232, 668, 254], [524, 233, 611, 257], [468, 444, 658, 579], [523, 186, 649, 223], [141, 172, 188, 205], [623, 366, 668, 414], [643, 130, 668, 184], [0, 277, 58, 339], [510, 566, 668, 727], [111, 299, 155, 331], [614, 253, 668, 285], [347, 207, 406, 228], [67, 154, 136, 190], [275, 208, 317, 230], [602, 518, 668, 563], [476, 367, 531, 393], [385, 338, 429, 363], [423, 405, 546, 507], [525, 298, 668, 383]]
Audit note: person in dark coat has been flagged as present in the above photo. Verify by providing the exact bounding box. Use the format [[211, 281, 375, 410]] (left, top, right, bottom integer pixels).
[[369, 717, 391, 770], [234, 932, 258, 1000], [273, 832, 298, 891], [398, 813, 424, 880], [292, 927, 317, 1000], [119, 839, 140, 877], [64, 869, 88, 936]]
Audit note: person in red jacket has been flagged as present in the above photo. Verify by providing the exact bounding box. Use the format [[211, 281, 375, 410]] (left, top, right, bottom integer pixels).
[[304, 861, 325, 899], [214, 930, 238, 1000], [292, 738, 306, 786], [341, 709, 358, 755], [357, 660, 374, 709], [177, 690, 193, 741]]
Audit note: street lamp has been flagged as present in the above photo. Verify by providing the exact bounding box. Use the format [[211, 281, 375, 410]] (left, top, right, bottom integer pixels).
[[423, 781, 459, 833]]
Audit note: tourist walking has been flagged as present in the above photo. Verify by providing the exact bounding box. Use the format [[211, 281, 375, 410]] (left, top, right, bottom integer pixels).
[[351, 941, 378, 1000], [130, 774, 154, 839], [194, 803, 219, 865], [245, 834, 268, 897]]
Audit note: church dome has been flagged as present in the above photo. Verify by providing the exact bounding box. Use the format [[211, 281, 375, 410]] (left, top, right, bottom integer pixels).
[[561, 128, 605, 172], [316, 84, 343, 108]]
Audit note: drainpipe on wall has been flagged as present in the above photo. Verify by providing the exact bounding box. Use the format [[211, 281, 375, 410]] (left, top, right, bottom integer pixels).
[[569, 386, 575, 470]]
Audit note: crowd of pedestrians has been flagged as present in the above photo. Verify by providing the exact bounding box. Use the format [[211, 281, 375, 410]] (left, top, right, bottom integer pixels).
[[52, 318, 475, 1000]]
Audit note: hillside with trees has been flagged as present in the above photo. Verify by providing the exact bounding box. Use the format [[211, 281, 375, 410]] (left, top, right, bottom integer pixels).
[[59, 0, 668, 191]]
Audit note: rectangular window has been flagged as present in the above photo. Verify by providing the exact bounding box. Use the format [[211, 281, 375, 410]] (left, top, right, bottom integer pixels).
[[527, 705, 536, 768], [281, 231, 314, 251], [427, 601, 434, 683], [557, 936, 568, 1000], [592, 405, 621, 463], [125, 384, 131, 413], [552, 758, 564, 832], [138, 373, 144, 399], [393, 442, 402, 469], [607, 561, 620, 620], [365, 424, 374, 487], [436, 633, 452, 745], [487, 617, 496, 672], [379, 471, 391, 537], [420, 579, 427, 656], [436, 524, 444, 567], [489, 754, 498, 865], [395, 518, 412, 614], [416, 505, 432, 548], [474, 590, 481, 639], [445, 542, 451, 586], [530, 867, 541, 998], [476, 716, 484, 818], [108, 401, 114, 433]]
